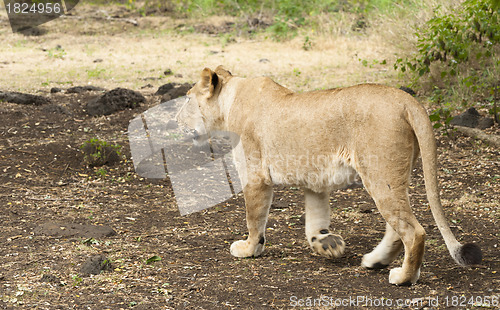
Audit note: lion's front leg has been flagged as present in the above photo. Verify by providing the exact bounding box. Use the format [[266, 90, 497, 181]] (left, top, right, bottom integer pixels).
[[305, 189, 345, 259], [230, 179, 273, 258]]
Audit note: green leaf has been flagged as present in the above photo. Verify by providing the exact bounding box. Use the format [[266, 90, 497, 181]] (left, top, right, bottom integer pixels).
[[146, 255, 162, 264], [429, 114, 441, 122]]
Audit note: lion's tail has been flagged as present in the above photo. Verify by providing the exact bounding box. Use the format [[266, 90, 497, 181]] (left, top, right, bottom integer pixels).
[[405, 97, 482, 266]]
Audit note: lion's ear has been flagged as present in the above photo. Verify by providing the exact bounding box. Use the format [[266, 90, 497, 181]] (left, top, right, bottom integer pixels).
[[200, 68, 219, 98], [215, 65, 232, 79]]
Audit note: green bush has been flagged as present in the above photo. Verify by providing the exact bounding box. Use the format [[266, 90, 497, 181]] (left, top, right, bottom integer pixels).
[[395, 0, 499, 78], [395, 0, 500, 129]]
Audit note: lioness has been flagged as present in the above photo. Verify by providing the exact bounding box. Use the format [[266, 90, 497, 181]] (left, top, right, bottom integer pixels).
[[176, 66, 482, 285]]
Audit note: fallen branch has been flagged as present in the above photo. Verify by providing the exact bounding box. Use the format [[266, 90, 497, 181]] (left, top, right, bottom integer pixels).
[[60, 14, 138, 26], [454, 126, 500, 148]]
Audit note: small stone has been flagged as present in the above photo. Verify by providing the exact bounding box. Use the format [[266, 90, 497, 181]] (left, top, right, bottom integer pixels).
[[80, 254, 112, 276], [40, 274, 59, 283], [67, 85, 105, 94], [141, 84, 154, 89]]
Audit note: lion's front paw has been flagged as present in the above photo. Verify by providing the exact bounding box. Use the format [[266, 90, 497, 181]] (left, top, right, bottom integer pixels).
[[388, 267, 420, 286], [230, 240, 264, 258], [310, 233, 345, 259]]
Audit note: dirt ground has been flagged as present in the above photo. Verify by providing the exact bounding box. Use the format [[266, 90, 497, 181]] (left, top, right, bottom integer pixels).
[[0, 3, 499, 310]]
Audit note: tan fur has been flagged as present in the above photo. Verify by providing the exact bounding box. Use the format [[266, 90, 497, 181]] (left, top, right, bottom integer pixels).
[[176, 66, 480, 285]]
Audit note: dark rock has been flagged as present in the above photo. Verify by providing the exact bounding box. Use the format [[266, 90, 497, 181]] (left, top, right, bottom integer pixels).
[[42, 104, 70, 115], [450, 107, 481, 128], [164, 69, 173, 76], [249, 18, 260, 27], [85, 88, 145, 116], [67, 85, 105, 94], [80, 254, 112, 276], [155, 83, 176, 96], [399, 86, 416, 96], [34, 222, 116, 238], [162, 86, 191, 101], [93, 59, 103, 63], [259, 58, 270, 63], [477, 117, 494, 129], [50, 87, 62, 93], [155, 82, 192, 101], [352, 17, 367, 32], [0, 91, 51, 105]]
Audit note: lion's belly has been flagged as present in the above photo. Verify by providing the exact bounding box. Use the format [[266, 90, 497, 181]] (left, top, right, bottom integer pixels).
[[267, 156, 358, 192]]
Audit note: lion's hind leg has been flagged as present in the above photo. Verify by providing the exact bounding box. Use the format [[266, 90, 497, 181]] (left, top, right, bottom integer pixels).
[[305, 189, 345, 259], [361, 222, 403, 269], [362, 182, 426, 285]]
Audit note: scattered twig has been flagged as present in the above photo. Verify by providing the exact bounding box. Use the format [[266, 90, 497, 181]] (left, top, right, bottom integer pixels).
[[26, 196, 81, 201], [59, 163, 70, 179], [454, 125, 500, 147], [9, 147, 38, 156], [60, 13, 138, 26]]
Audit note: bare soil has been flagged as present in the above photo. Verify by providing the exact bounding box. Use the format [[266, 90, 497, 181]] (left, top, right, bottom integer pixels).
[[0, 4, 499, 310]]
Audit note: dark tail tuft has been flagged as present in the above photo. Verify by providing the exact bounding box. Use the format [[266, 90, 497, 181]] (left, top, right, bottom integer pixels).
[[458, 243, 482, 265]]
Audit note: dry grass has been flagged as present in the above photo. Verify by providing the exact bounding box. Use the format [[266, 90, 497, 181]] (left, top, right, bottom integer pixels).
[[0, 4, 409, 93], [0, 1, 462, 94]]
